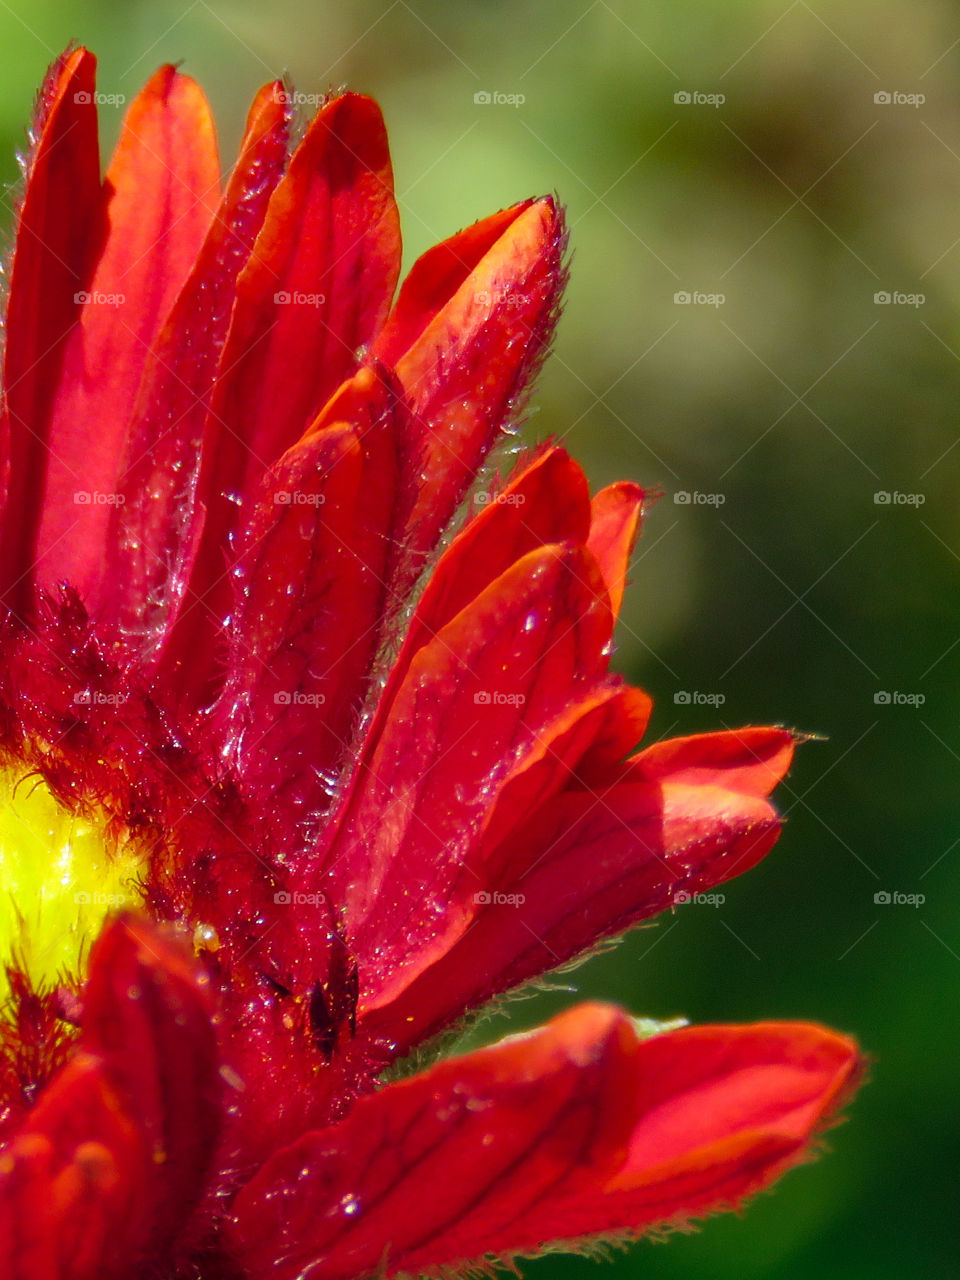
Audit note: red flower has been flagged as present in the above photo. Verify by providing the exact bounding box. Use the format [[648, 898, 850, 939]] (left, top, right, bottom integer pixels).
[[0, 47, 861, 1280]]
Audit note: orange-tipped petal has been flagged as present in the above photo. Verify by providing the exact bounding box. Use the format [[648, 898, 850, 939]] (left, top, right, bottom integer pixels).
[[588, 481, 646, 619], [228, 1005, 860, 1280], [628, 726, 796, 794], [176, 91, 401, 663], [102, 79, 291, 657], [362, 723, 791, 1048], [372, 197, 567, 557], [33, 66, 220, 605]]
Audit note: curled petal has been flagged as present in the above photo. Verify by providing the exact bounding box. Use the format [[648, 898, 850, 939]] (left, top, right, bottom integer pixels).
[[228, 1004, 860, 1280], [363, 727, 793, 1048]]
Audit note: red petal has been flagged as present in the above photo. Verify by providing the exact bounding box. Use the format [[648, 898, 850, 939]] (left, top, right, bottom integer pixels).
[[176, 92, 401, 666], [332, 444, 597, 843], [80, 915, 221, 1231], [0, 917, 220, 1279], [228, 1004, 860, 1280], [371, 197, 566, 559], [475, 683, 652, 863], [0, 1063, 144, 1280], [33, 66, 220, 605], [587, 481, 646, 618], [101, 81, 291, 658], [627, 725, 796, 794], [0, 48, 103, 617], [363, 725, 791, 1048], [217, 366, 403, 822], [315, 542, 612, 1005], [372, 203, 526, 364], [388, 445, 591, 693]]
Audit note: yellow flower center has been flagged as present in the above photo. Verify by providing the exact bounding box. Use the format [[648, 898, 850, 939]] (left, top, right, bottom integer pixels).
[[0, 763, 146, 1001]]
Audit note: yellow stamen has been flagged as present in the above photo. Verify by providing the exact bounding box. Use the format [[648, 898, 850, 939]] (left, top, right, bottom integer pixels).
[[0, 764, 146, 1002]]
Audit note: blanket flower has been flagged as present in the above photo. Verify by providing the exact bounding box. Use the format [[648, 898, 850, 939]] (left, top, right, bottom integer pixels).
[[0, 47, 861, 1280]]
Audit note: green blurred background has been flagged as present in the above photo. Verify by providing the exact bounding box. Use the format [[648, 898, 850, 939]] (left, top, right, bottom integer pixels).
[[1, 1, 957, 1276]]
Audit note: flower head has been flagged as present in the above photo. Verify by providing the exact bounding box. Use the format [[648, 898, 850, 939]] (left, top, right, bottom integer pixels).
[[0, 47, 861, 1280]]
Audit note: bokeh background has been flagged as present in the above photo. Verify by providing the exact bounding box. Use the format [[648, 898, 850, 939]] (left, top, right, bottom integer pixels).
[[1, 1, 957, 1276]]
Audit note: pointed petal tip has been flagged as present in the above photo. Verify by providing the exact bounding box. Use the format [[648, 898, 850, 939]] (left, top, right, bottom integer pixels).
[[227, 1004, 861, 1280]]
